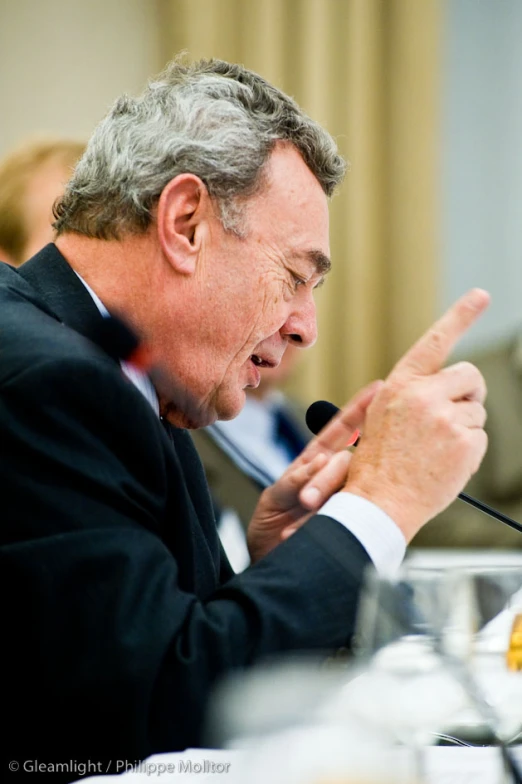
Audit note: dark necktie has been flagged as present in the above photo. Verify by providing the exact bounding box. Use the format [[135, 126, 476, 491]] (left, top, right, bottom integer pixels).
[[273, 405, 307, 461]]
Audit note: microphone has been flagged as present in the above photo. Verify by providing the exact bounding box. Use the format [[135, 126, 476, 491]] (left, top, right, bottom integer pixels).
[[306, 400, 522, 535], [305, 400, 339, 434], [306, 400, 360, 446]]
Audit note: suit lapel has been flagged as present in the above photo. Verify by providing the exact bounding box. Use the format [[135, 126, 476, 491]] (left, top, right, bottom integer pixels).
[[18, 243, 106, 342]]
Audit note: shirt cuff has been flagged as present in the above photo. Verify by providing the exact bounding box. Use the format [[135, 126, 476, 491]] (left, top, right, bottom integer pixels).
[[318, 492, 406, 577]]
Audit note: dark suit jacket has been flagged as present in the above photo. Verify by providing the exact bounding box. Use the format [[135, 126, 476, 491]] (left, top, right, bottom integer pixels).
[[0, 245, 372, 776]]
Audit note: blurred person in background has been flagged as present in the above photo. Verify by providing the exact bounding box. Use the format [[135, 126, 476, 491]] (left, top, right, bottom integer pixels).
[[413, 332, 522, 549], [0, 137, 85, 266], [0, 58, 489, 771]]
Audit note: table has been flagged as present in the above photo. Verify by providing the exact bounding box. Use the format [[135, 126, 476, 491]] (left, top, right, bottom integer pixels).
[[71, 744, 522, 784]]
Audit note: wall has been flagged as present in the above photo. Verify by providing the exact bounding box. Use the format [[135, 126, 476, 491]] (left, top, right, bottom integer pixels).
[[0, 0, 162, 155], [442, 0, 522, 353]]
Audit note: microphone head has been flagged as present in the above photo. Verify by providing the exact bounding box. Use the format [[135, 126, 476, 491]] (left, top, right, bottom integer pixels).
[[305, 400, 340, 435]]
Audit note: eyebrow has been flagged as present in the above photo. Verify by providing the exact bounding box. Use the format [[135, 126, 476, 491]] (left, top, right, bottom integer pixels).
[[308, 249, 331, 275], [290, 249, 332, 276]]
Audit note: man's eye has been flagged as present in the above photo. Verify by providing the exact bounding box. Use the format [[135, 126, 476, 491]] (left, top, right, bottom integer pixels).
[[292, 274, 306, 290]]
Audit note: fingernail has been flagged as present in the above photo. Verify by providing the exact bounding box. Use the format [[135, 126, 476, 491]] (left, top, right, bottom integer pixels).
[[346, 429, 360, 447], [301, 487, 321, 506]]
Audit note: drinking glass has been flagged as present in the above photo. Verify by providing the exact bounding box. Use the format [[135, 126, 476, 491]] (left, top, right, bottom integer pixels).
[[456, 566, 522, 744], [347, 565, 473, 782], [206, 654, 413, 783]]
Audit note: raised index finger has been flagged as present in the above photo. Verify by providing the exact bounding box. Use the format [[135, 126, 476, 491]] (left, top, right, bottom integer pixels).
[[391, 288, 490, 378]]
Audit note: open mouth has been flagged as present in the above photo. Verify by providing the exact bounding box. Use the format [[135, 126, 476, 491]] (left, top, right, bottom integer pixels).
[[250, 354, 273, 368]]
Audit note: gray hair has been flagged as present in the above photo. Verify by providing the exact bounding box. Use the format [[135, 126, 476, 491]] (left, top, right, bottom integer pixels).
[[53, 58, 346, 239]]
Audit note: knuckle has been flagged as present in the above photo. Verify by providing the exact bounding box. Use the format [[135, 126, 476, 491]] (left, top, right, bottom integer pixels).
[[425, 328, 446, 357], [474, 401, 487, 426], [477, 373, 487, 401], [470, 431, 488, 474], [448, 361, 486, 397], [434, 408, 453, 431], [374, 380, 407, 413], [468, 366, 487, 398], [467, 401, 487, 428], [467, 362, 485, 386], [457, 427, 473, 449], [440, 422, 468, 455], [459, 424, 487, 454], [455, 360, 475, 376]]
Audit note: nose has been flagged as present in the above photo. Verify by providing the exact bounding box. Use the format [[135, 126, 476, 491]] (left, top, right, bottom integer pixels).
[[280, 293, 318, 349]]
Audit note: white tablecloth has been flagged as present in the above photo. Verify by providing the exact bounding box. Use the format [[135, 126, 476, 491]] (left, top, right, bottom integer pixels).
[[70, 744, 522, 784], [69, 552, 521, 783]]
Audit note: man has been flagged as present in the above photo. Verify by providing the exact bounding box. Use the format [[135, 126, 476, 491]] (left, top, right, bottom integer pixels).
[[1, 58, 488, 774], [0, 137, 85, 266]]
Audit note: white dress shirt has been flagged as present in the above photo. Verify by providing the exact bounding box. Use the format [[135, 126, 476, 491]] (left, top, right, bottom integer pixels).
[[209, 392, 298, 486], [75, 272, 406, 576]]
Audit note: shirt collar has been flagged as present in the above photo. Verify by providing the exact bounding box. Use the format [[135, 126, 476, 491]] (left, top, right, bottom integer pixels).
[[73, 271, 160, 416]]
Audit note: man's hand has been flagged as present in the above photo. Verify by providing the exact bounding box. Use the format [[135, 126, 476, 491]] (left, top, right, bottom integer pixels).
[[247, 381, 382, 563], [343, 288, 490, 542], [247, 288, 490, 562]]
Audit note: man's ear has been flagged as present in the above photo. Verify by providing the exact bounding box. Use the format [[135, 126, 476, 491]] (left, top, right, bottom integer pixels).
[[156, 174, 208, 274]]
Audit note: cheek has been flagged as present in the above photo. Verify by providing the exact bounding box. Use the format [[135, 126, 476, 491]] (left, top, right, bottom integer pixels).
[[215, 279, 288, 361], [256, 281, 288, 326]]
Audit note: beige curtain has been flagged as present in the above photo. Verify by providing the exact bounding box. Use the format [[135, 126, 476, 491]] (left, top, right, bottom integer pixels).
[[157, 0, 441, 406]]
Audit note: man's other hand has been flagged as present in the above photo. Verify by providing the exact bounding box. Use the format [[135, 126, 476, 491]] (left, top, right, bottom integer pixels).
[[247, 380, 381, 562], [342, 288, 490, 542]]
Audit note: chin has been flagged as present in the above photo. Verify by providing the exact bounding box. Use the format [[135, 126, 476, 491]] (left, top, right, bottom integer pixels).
[[162, 408, 202, 429], [160, 397, 212, 430], [161, 385, 246, 428], [214, 389, 246, 422]]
